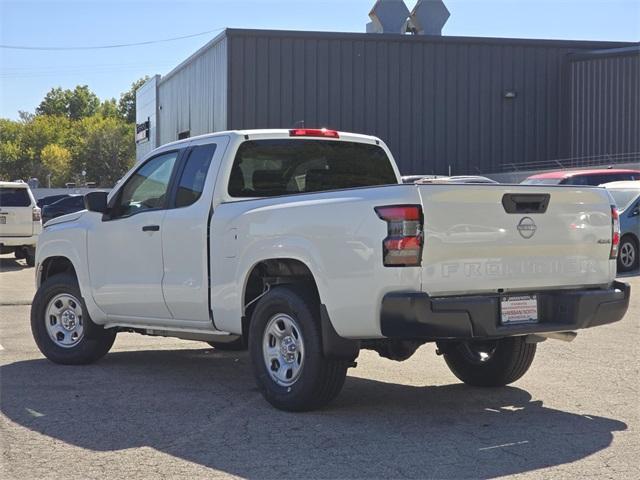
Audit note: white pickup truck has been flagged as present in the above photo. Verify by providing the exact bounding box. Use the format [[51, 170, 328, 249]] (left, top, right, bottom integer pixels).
[[32, 129, 630, 411]]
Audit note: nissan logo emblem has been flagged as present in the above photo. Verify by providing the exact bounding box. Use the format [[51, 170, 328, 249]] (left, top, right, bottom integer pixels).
[[517, 217, 537, 239]]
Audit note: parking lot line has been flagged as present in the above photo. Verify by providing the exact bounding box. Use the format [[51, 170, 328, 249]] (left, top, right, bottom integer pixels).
[[479, 441, 530, 451]]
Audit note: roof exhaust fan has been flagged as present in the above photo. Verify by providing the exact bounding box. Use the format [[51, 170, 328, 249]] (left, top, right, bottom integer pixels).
[[367, 0, 410, 34], [366, 0, 450, 36], [406, 0, 450, 36]]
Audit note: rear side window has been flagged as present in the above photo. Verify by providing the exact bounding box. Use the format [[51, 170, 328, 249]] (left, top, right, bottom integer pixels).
[[228, 139, 397, 198], [175, 144, 216, 208], [0, 188, 31, 207]]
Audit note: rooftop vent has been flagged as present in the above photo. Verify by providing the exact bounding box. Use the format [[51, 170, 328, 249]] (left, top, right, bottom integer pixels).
[[367, 0, 410, 34], [407, 0, 450, 36], [366, 0, 450, 36]]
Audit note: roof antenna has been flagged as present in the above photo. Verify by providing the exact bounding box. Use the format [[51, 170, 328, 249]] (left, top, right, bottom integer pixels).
[[291, 120, 305, 128]]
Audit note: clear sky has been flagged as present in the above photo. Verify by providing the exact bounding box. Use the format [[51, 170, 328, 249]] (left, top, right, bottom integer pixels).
[[1, 0, 638, 120]]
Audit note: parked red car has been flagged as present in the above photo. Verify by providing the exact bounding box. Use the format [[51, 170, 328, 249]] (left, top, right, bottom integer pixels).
[[522, 168, 640, 186]]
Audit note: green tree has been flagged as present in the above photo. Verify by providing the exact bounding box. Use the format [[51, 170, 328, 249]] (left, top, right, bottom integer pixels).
[[35, 85, 100, 120], [36, 87, 71, 117], [14, 115, 74, 181], [98, 98, 119, 118], [17, 111, 35, 123], [68, 85, 100, 120], [76, 116, 135, 186], [2, 81, 138, 185], [0, 118, 30, 180], [41, 144, 72, 186], [118, 76, 149, 123], [0, 139, 25, 180]]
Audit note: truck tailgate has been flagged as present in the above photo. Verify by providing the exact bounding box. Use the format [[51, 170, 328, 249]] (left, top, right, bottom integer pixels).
[[417, 185, 615, 295]]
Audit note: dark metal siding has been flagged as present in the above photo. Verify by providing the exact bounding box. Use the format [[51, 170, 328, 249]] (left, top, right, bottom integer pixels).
[[568, 48, 640, 162], [226, 29, 631, 175]]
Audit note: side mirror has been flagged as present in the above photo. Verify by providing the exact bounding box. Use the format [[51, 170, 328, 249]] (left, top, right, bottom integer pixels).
[[84, 191, 108, 213]]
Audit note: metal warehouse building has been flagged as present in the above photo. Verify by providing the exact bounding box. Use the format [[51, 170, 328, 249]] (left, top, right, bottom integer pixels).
[[135, 28, 639, 176]]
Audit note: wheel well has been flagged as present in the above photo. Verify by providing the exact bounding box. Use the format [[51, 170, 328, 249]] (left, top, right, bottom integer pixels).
[[40, 257, 77, 285], [243, 258, 320, 336], [621, 233, 638, 246], [243, 258, 360, 360]]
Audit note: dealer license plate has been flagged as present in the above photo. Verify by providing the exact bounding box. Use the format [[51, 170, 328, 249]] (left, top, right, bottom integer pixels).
[[500, 295, 538, 325]]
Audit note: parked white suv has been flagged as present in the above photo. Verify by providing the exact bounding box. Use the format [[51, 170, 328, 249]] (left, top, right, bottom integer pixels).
[[31, 129, 630, 411], [0, 181, 41, 266]]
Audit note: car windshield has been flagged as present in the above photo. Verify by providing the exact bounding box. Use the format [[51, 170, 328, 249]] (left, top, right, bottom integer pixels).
[[40, 195, 68, 206], [608, 189, 640, 211], [51, 196, 84, 208]]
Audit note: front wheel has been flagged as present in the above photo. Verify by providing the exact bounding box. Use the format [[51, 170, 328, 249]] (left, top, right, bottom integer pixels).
[[249, 286, 349, 412], [442, 337, 536, 387], [31, 274, 116, 365]]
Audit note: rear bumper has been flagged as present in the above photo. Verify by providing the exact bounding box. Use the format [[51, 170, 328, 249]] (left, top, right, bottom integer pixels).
[[0, 236, 38, 247], [380, 281, 630, 339]]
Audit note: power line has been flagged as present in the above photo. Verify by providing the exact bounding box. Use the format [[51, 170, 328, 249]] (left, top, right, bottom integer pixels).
[[1, 61, 175, 72], [0, 28, 224, 51], [0, 62, 176, 78]]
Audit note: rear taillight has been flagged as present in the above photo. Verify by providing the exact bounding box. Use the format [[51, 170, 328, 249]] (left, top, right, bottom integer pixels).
[[375, 205, 423, 267], [32, 207, 41, 222], [610, 205, 620, 259]]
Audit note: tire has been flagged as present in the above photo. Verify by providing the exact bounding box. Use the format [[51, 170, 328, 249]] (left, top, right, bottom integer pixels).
[[14, 248, 26, 260], [207, 336, 246, 351], [31, 274, 116, 365], [25, 249, 36, 267], [617, 235, 638, 273], [249, 285, 349, 412], [443, 336, 536, 387]]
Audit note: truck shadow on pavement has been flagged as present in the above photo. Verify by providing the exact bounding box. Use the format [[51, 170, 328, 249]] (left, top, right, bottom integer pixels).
[[1, 348, 626, 479], [0, 257, 28, 272]]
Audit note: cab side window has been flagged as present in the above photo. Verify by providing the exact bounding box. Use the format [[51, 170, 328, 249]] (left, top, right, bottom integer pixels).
[[174, 144, 217, 208], [113, 151, 178, 218]]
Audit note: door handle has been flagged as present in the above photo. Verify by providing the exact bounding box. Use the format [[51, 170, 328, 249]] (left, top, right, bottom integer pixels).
[[142, 225, 160, 232]]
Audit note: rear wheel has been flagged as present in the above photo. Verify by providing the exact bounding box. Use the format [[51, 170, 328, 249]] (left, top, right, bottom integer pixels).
[[249, 286, 349, 411], [617, 235, 638, 272], [31, 274, 116, 365], [24, 248, 36, 267], [442, 337, 536, 387]]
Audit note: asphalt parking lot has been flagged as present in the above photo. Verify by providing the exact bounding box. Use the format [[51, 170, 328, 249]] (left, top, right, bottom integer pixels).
[[0, 254, 638, 480]]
